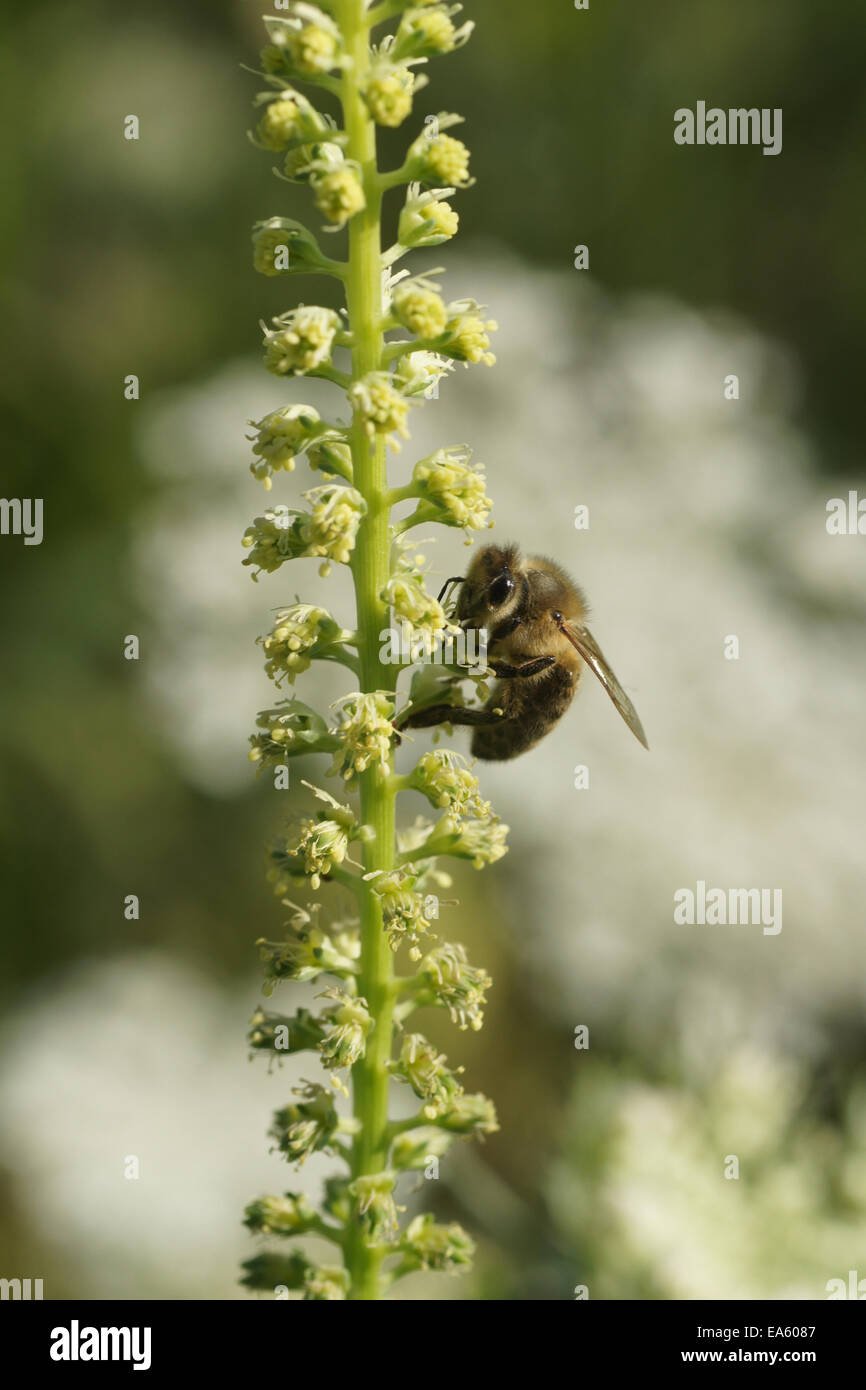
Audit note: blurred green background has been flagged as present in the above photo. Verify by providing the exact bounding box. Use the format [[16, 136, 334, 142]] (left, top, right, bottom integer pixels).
[[1, 0, 865, 1300]]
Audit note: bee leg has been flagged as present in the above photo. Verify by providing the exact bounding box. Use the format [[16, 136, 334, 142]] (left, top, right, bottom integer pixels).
[[394, 702, 505, 732], [489, 656, 557, 679]]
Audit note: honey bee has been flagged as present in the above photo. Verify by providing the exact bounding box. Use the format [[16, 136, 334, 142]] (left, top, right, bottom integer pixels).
[[396, 543, 648, 759]]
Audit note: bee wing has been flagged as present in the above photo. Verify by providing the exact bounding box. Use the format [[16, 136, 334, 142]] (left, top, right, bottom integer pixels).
[[560, 621, 649, 750]]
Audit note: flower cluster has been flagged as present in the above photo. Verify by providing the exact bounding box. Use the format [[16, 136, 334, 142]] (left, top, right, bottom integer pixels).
[[349, 372, 412, 449], [258, 605, 346, 684], [407, 115, 473, 187], [410, 445, 493, 532], [328, 692, 395, 781], [242, 487, 365, 578], [262, 306, 342, 376], [240, 0, 504, 1302], [382, 571, 456, 638], [409, 749, 491, 819], [247, 404, 325, 487]]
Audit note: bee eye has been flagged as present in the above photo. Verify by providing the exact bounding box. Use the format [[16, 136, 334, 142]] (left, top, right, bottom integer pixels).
[[488, 574, 514, 606]]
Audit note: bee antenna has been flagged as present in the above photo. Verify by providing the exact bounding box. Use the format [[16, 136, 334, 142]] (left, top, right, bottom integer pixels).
[[437, 576, 465, 603]]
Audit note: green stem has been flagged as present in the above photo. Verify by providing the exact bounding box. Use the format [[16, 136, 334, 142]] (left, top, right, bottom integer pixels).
[[340, 0, 398, 1303]]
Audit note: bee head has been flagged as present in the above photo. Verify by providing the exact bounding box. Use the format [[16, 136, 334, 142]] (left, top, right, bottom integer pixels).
[[454, 543, 521, 625]]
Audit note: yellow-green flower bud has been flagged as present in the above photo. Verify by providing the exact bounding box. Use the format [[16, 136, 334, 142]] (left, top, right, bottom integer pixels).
[[348, 1172, 401, 1241], [252, 216, 334, 278], [307, 434, 353, 479], [382, 574, 455, 636], [393, 350, 452, 398], [288, 813, 350, 888], [248, 404, 323, 486], [243, 1192, 316, 1235], [269, 1084, 340, 1162], [303, 1265, 348, 1300], [364, 69, 415, 127], [349, 372, 411, 450], [396, 6, 474, 59], [329, 692, 395, 781], [411, 130, 472, 187], [255, 97, 303, 151], [438, 301, 498, 365], [367, 869, 437, 957], [399, 184, 460, 246], [411, 749, 491, 818], [262, 306, 340, 376], [301, 484, 365, 571], [286, 23, 339, 75], [312, 166, 366, 228], [412, 445, 493, 531], [283, 140, 344, 182], [318, 992, 372, 1071], [247, 1006, 326, 1056], [256, 926, 359, 989], [415, 940, 492, 1032], [436, 1090, 499, 1136], [393, 284, 448, 339], [248, 703, 337, 767], [422, 813, 509, 868], [399, 1213, 475, 1273], [398, 1033, 463, 1116], [259, 604, 342, 683], [242, 488, 365, 578], [391, 1125, 453, 1171]]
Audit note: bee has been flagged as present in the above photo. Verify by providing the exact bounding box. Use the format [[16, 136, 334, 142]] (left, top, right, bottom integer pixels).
[[396, 542, 648, 760]]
